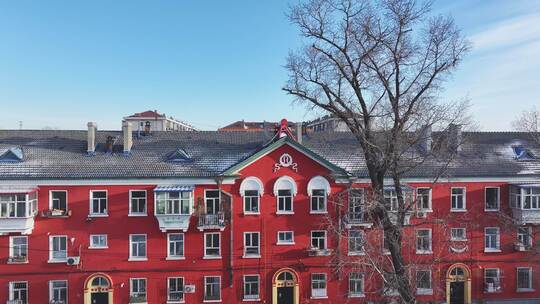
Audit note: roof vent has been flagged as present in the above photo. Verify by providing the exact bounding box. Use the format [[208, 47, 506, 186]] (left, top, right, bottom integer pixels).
[[512, 146, 535, 160], [0, 147, 24, 162], [167, 148, 191, 162]]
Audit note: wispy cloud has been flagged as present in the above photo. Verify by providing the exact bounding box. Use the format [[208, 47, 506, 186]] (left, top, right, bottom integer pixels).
[[470, 11, 540, 52]]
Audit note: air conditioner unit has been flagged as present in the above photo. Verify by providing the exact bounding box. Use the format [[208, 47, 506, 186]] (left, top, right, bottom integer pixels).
[[416, 211, 427, 218], [66, 256, 80, 265], [184, 285, 196, 293]]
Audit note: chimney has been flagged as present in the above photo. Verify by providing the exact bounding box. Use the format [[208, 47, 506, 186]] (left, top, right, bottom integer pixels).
[[296, 122, 303, 144], [105, 136, 114, 154], [448, 124, 462, 152], [123, 121, 133, 155], [87, 122, 97, 155], [418, 125, 432, 153]]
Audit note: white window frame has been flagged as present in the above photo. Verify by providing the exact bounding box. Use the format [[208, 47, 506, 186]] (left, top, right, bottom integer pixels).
[[415, 229, 432, 254], [130, 278, 147, 302], [129, 234, 147, 261], [89, 190, 108, 217], [89, 234, 108, 249], [155, 191, 192, 215], [416, 188, 432, 211], [167, 277, 184, 303], [204, 189, 221, 215], [9, 281, 28, 303], [484, 268, 501, 293], [243, 190, 260, 215], [49, 190, 68, 212], [517, 226, 532, 247], [274, 176, 296, 215], [204, 232, 221, 259], [243, 275, 260, 300], [311, 230, 327, 250], [243, 232, 261, 258], [49, 235, 68, 263], [517, 267, 533, 291], [167, 233, 185, 260], [348, 230, 365, 256], [276, 189, 294, 214], [310, 189, 327, 214], [311, 273, 327, 299], [204, 276, 221, 302], [451, 228, 467, 241], [484, 227, 501, 252], [485, 187, 500, 211], [277, 231, 295, 245], [348, 272, 365, 298], [129, 190, 147, 216], [450, 187, 466, 211], [9, 236, 28, 262], [416, 270, 433, 295], [49, 280, 68, 304]]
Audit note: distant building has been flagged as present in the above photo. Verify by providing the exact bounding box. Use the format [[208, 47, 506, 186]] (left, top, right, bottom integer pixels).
[[305, 114, 350, 132], [219, 120, 297, 132], [123, 110, 197, 132]]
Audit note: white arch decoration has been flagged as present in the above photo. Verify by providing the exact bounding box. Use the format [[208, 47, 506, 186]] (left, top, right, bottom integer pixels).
[[273, 175, 298, 196], [307, 176, 331, 194], [239, 176, 264, 196]]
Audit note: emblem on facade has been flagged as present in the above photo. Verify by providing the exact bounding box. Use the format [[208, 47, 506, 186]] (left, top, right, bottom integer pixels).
[[274, 153, 298, 172]]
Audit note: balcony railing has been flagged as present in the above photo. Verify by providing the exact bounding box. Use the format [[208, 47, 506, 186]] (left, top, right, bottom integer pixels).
[[41, 209, 71, 218], [197, 212, 226, 230], [6, 300, 25, 304], [511, 208, 540, 225], [7, 255, 28, 264], [343, 212, 372, 228], [307, 247, 333, 257]]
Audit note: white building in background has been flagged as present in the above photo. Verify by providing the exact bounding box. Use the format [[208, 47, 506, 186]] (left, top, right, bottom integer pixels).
[[123, 110, 197, 132]]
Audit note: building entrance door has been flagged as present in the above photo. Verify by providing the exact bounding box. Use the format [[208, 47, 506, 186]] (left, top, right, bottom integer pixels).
[[449, 281, 465, 304], [277, 286, 294, 304], [91, 292, 109, 304]]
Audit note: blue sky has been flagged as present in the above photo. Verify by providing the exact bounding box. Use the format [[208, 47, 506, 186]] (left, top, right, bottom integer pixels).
[[0, 0, 538, 130]]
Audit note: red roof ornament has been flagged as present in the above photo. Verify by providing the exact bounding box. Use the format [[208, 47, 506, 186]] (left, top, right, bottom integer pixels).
[[275, 118, 296, 140]]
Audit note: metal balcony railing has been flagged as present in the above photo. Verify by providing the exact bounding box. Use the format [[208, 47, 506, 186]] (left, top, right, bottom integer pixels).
[[197, 212, 226, 230]]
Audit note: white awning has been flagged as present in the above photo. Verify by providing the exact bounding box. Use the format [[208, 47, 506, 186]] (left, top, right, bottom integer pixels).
[[0, 186, 38, 194], [154, 185, 194, 192]]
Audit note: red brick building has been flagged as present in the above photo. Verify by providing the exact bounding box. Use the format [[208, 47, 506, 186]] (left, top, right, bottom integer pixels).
[[0, 121, 539, 304]]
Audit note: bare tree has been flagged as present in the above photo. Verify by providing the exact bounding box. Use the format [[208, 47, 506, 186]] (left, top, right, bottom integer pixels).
[[513, 107, 540, 144], [284, 0, 470, 302]]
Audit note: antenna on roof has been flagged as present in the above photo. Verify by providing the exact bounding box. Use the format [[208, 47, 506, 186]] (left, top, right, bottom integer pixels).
[[19, 121, 23, 130]]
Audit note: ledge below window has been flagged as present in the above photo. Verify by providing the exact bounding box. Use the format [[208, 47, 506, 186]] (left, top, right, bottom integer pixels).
[[166, 256, 185, 261], [484, 249, 502, 253], [517, 288, 535, 293], [242, 255, 261, 259], [417, 289, 433, 295], [276, 211, 294, 215], [348, 293, 365, 298], [128, 257, 148, 262], [48, 259, 67, 264], [203, 256, 222, 260], [242, 298, 261, 302]]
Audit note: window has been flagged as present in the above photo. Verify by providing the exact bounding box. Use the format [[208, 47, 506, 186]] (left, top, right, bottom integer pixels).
[[311, 273, 327, 298], [311, 231, 327, 250], [168, 233, 184, 259], [205, 190, 220, 214], [9, 236, 28, 262], [348, 230, 364, 255], [517, 268, 533, 290], [349, 272, 364, 297], [310, 189, 326, 213], [485, 268, 501, 292], [277, 190, 293, 213], [523, 187, 540, 210], [485, 187, 500, 211], [0, 194, 30, 218], [243, 275, 260, 300], [277, 231, 294, 245], [244, 232, 260, 257], [348, 189, 365, 222], [129, 234, 147, 260], [49, 236, 67, 262], [451, 228, 467, 241], [90, 190, 108, 216], [156, 191, 191, 215], [244, 190, 260, 214], [168, 277, 184, 302], [204, 233, 220, 258], [384, 189, 398, 211], [9, 281, 27, 303], [416, 229, 432, 254], [274, 176, 296, 214], [130, 278, 147, 302], [416, 270, 432, 295], [49, 280, 67, 303], [204, 276, 221, 301], [416, 188, 431, 211], [89, 234, 108, 249], [484, 227, 500, 252], [518, 227, 532, 247], [129, 190, 147, 215], [451, 187, 466, 211], [50, 190, 68, 213]]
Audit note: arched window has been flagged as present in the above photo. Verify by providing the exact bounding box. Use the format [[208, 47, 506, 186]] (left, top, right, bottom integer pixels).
[[277, 271, 294, 281], [307, 176, 330, 213], [240, 177, 264, 214], [274, 176, 297, 214], [91, 276, 109, 287]]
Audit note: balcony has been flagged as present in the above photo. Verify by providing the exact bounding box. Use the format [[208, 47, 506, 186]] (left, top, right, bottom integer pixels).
[[514, 242, 532, 252], [511, 208, 540, 225], [42, 209, 72, 218], [197, 212, 226, 231], [307, 247, 333, 257], [0, 192, 38, 235], [343, 212, 372, 228]]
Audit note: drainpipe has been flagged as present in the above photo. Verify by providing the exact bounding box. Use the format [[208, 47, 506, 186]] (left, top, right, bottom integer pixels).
[[216, 176, 233, 287]]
